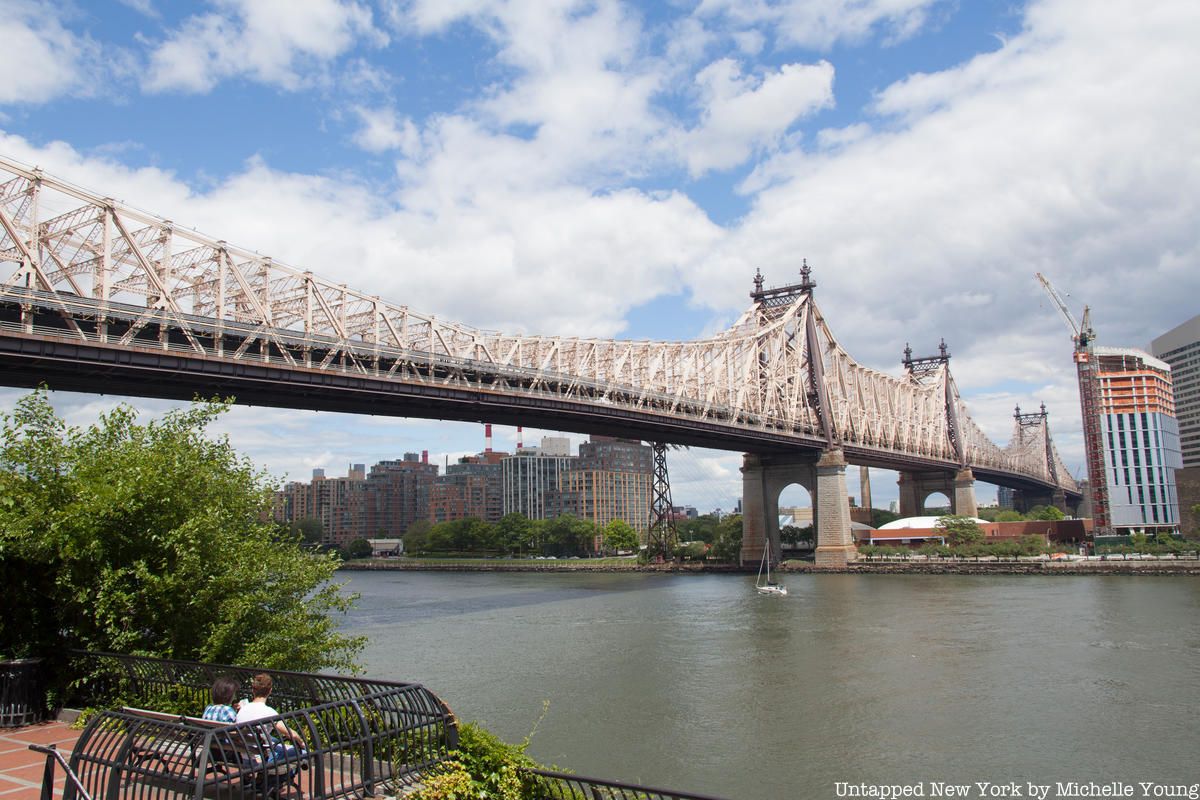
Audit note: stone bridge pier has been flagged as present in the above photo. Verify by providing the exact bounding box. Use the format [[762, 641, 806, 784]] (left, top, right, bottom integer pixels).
[[897, 468, 979, 518], [740, 449, 857, 568]]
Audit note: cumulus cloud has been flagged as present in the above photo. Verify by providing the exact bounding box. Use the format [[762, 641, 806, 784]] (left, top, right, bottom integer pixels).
[[144, 0, 386, 93], [695, 0, 948, 50], [685, 58, 834, 175], [0, 2, 119, 104]]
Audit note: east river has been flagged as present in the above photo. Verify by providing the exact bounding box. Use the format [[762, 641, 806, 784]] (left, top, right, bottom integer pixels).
[[340, 571, 1200, 800]]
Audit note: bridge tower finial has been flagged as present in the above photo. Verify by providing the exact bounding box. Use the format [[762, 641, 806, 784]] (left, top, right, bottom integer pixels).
[[1014, 403, 1021, 418], [799, 258, 813, 290], [1040, 402, 1047, 417], [753, 268, 764, 294], [939, 338, 948, 358], [903, 342, 912, 366]]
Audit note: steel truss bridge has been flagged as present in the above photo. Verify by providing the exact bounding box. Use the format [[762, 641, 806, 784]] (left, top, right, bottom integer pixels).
[[0, 157, 1078, 501]]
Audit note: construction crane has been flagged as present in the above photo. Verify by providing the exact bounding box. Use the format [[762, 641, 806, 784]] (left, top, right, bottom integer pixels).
[[1035, 273, 1111, 534]]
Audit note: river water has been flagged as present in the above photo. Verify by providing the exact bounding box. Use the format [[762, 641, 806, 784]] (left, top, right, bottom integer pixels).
[[341, 570, 1200, 800]]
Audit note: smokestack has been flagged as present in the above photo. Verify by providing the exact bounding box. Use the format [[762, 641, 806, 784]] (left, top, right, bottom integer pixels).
[[422, 450, 428, 464], [485, 423, 493, 453], [517, 426, 523, 449]]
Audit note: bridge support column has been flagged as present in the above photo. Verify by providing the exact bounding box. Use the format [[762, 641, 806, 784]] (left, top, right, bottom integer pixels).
[[814, 449, 857, 566], [897, 472, 921, 518], [738, 453, 820, 567], [739, 455, 769, 569], [954, 468, 978, 518]]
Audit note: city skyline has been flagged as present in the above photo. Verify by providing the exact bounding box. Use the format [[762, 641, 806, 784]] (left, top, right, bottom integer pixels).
[[1, 0, 1197, 512]]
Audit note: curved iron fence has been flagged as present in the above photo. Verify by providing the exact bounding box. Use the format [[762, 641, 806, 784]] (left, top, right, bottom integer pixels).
[[522, 768, 728, 800]]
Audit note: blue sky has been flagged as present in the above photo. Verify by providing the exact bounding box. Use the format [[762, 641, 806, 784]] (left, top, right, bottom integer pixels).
[[2, 0, 1198, 512]]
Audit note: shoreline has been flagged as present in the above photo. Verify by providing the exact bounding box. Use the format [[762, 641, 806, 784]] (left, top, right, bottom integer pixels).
[[339, 559, 1200, 576]]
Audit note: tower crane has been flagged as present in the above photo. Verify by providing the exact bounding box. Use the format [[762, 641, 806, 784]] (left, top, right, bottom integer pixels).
[[1035, 273, 1110, 534]]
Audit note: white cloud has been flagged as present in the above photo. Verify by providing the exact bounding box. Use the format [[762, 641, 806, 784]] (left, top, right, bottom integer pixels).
[[144, 0, 387, 93], [685, 58, 834, 175], [695, 0, 947, 50], [351, 106, 420, 155], [0, 2, 116, 104]]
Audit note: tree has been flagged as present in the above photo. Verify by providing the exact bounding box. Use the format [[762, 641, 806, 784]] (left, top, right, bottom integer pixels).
[[995, 510, 1026, 522], [678, 514, 719, 543], [709, 515, 744, 562], [0, 390, 362, 673], [871, 508, 901, 528], [1028, 505, 1065, 521], [495, 513, 534, 556], [602, 519, 639, 554], [343, 538, 373, 559], [935, 515, 985, 547], [403, 519, 432, 553], [290, 517, 324, 546], [541, 515, 596, 557]]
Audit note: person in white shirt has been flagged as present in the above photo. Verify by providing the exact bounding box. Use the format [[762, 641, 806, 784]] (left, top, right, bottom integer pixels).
[[235, 673, 306, 762]]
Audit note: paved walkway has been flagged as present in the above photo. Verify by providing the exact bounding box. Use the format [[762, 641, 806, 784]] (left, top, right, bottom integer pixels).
[[0, 722, 81, 800]]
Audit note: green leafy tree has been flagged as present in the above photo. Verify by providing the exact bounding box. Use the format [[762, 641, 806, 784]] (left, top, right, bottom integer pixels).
[[936, 514, 985, 547], [708, 515, 744, 562], [1028, 505, 1066, 521], [602, 519, 639, 554], [678, 514, 719, 543], [495, 513, 534, 556], [290, 517, 324, 545], [403, 519, 432, 553], [343, 538, 373, 559], [0, 390, 362, 672], [995, 510, 1026, 522], [541, 515, 597, 556], [871, 508, 901, 528]]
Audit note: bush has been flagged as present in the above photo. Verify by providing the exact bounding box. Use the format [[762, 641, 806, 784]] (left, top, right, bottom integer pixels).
[[0, 390, 362, 672]]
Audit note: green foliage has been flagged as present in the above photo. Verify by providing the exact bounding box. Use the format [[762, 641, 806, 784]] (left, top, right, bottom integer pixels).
[[677, 514, 719, 543], [495, 513, 535, 555], [0, 389, 363, 672], [537, 515, 597, 557], [675, 541, 709, 560], [870, 508, 901, 528], [994, 510, 1027, 522], [403, 519, 432, 553], [290, 517, 324, 545], [935, 515, 985, 547], [780, 524, 813, 545], [408, 761, 478, 800], [602, 519, 639, 554], [707, 515, 743, 562], [1028, 504, 1066, 521], [343, 538, 373, 559]]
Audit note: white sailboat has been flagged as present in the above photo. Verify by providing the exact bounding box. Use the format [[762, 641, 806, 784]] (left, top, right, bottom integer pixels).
[[756, 540, 788, 596]]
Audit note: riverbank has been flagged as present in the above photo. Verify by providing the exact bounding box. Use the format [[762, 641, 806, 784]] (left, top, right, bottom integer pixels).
[[339, 558, 1200, 575]]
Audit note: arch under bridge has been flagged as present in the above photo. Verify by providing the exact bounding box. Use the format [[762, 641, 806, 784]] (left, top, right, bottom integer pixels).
[[0, 157, 1079, 565]]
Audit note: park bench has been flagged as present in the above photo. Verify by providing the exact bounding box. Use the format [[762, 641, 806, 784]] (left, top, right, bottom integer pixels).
[[117, 707, 308, 799]]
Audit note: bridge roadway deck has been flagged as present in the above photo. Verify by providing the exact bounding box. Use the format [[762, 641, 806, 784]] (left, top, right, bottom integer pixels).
[[0, 325, 1075, 499]]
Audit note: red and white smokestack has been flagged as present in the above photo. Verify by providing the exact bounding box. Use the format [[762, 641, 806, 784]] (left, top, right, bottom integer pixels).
[[485, 423, 493, 453], [517, 426, 523, 449], [422, 450, 428, 464]]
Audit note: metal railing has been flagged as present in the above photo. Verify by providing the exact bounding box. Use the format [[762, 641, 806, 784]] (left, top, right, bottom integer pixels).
[[29, 744, 95, 800], [59, 651, 457, 800], [522, 768, 728, 800]]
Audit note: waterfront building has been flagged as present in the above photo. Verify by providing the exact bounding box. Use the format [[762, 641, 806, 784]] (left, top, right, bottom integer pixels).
[[556, 437, 653, 545], [429, 451, 506, 524], [1094, 347, 1183, 534], [997, 486, 1016, 511], [272, 467, 369, 547], [363, 454, 439, 538], [1151, 314, 1200, 534], [501, 437, 575, 519]]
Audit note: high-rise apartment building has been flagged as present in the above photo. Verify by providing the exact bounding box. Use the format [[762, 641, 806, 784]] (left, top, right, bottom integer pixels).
[[1094, 347, 1183, 534], [430, 451, 506, 523], [556, 437, 652, 541], [502, 437, 574, 519], [1151, 313, 1200, 534], [364, 454, 439, 537]]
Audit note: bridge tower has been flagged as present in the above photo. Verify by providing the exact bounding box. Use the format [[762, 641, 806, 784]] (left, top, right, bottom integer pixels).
[[897, 340, 978, 518], [1011, 403, 1069, 513], [739, 263, 857, 568], [646, 442, 678, 561]]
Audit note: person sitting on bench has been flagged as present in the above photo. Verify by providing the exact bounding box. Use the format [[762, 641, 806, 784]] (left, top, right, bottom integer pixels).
[[235, 673, 306, 762], [203, 676, 243, 724]]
